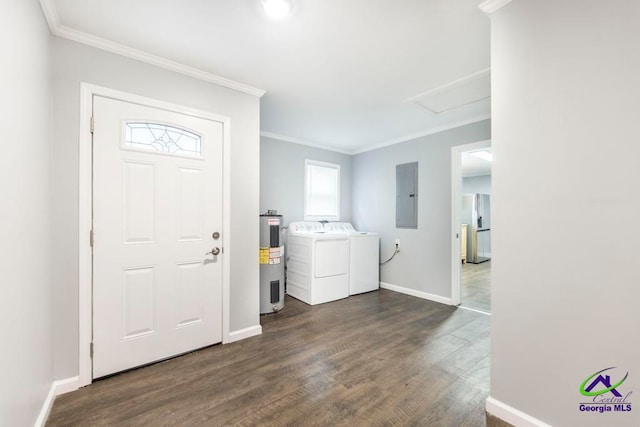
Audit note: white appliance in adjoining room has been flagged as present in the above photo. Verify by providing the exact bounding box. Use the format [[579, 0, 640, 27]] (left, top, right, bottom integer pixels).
[[324, 223, 380, 295], [286, 222, 350, 305]]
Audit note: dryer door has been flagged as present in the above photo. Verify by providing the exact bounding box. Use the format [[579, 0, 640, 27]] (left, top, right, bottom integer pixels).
[[314, 238, 349, 278]]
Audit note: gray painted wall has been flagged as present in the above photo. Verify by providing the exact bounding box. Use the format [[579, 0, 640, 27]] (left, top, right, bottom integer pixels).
[[491, 2, 639, 426], [0, 1, 53, 425], [51, 37, 260, 380], [260, 137, 352, 225], [462, 174, 491, 195], [352, 120, 490, 298]]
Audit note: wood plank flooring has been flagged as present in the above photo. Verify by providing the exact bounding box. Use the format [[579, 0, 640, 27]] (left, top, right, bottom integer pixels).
[[47, 290, 509, 426], [461, 261, 491, 313]]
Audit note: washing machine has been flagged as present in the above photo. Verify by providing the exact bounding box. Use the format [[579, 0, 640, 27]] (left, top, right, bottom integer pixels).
[[286, 222, 350, 305], [324, 223, 380, 295]]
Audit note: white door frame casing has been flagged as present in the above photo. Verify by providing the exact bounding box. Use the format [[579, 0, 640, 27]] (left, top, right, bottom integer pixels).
[[450, 139, 491, 306], [78, 83, 232, 387]]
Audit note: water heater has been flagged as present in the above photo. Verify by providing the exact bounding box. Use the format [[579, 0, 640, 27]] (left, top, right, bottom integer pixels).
[[259, 214, 285, 314]]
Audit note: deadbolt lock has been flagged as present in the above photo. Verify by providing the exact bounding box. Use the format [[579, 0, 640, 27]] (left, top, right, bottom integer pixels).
[[212, 232, 220, 240]]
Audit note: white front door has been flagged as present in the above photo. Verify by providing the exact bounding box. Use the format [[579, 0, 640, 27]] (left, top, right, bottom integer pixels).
[[92, 95, 223, 378]]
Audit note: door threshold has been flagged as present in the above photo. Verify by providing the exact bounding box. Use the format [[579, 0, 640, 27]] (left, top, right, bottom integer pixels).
[[459, 305, 491, 316]]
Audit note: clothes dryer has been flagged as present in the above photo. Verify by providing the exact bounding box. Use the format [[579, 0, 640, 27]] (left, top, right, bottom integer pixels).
[[286, 222, 350, 305]]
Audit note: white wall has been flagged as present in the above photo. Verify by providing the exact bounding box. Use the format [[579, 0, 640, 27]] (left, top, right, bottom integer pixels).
[[352, 120, 490, 299], [0, 1, 53, 425], [260, 137, 352, 225], [51, 37, 260, 380], [490, 1, 639, 426], [462, 174, 491, 195]]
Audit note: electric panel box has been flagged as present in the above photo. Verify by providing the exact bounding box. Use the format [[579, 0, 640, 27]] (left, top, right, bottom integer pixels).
[[396, 162, 418, 228]]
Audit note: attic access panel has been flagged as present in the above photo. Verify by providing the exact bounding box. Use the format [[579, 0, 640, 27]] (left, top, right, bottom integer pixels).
[[396, 162, 418, 229], [408, 68, 491, 115]]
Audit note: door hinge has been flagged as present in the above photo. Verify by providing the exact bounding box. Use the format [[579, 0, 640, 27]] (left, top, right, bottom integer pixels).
[[90, 116, 95, 134], [90, 229, 94, 247], [90, 342, 94, 358]]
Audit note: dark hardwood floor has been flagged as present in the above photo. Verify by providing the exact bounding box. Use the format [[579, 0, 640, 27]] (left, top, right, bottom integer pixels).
[[461, 261, 491, 313], [48, 290, 509, 426]]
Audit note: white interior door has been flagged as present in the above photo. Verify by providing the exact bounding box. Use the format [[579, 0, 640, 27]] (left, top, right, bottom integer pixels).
[[92, 95, 223, 378]]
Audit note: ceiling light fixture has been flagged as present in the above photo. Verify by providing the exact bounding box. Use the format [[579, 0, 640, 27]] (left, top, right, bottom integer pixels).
[[469, 150, 493, 162], [262, 0, 292, 19]]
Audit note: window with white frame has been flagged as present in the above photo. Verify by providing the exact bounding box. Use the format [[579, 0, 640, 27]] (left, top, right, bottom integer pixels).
[[304, 159, 340, 221]]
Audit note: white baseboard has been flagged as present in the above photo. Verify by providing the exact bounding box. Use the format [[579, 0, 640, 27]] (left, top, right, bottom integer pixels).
[[226, 324, 262, 343], [53, 376, 80, 395], [35, 382, 56, 427], [380, 282, 453, 305], [35, 376, 81, 427], [486, 396, 551, 427]]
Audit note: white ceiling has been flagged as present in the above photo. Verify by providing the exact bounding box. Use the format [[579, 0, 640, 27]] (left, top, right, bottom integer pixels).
[[50, 0, 490, 153], [461, 148, 492, 177]]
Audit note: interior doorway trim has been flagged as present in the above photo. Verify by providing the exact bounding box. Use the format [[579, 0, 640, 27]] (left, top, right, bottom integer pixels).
[[78, 83, 232, 387], [450, 139, 491, 306]]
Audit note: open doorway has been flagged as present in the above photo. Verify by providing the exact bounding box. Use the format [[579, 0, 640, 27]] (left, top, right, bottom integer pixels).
[[451, 140, 491, 314]]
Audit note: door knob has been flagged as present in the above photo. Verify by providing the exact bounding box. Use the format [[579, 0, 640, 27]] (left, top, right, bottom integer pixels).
[[206, 247, 221, 256]]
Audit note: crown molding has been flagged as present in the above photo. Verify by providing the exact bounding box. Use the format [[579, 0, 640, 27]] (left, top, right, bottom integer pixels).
[[262, 114, 492, 156], [38, 0, 60, 31], [260, 131, 352, 155], [40, 0, 490, 153], [54, 25, 266, 97], [479, 0, 513, 15], [351, 114, 492, 155], [38, 0, 266, 98]]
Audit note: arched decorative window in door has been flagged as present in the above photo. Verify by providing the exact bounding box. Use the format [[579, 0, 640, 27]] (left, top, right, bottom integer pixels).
[[124, 122, 202, 158]]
